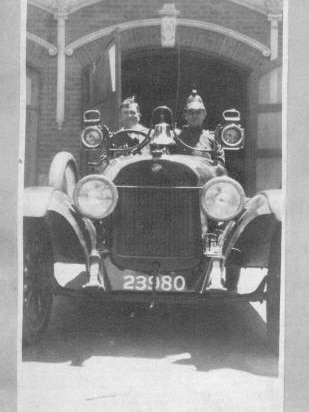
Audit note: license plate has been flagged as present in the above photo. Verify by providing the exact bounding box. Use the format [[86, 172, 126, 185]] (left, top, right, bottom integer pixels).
[[123, 274, 186, 292]]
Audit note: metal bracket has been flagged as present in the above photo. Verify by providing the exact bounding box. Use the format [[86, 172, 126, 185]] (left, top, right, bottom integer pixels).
[[83, 253, 105, 290], [200, 257, 227, 293]]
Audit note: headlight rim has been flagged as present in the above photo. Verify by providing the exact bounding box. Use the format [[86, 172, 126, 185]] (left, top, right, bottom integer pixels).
[[200, 176, 246, 222], [221, 123, 244, 147], [81, 125, 103, 149], [73, 174, 118, 220]]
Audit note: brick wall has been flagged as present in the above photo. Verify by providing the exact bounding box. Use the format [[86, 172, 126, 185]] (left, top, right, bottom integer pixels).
[[26, 1, 282, 184], [27, 5, 56, 44]]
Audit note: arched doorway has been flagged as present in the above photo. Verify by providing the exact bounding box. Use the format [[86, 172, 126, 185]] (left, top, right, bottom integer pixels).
[[81, 21, 281, 194], [122, 48, 249, 128], [122, 48, 249, 185]]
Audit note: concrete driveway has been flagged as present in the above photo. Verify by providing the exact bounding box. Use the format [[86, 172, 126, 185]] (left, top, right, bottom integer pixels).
[[21, 269, 281, 412]]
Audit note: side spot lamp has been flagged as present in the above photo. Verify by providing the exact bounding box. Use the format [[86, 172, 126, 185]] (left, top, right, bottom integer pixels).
[[217, 109, 245, 150]]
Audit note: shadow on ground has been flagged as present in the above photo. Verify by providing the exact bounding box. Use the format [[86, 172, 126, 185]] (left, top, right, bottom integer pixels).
[[23, 295, 278, 377]]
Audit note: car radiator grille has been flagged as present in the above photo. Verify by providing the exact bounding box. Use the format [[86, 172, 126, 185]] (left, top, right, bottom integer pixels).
[[110, 159, 203, 271], [112, 186, 201, 258]]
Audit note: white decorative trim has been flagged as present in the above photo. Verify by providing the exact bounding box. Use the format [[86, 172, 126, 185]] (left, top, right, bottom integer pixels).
[[159, 4, 180, 48], [28, 0, 101, 14], [28, 0, 72, 14], [54, 8, 68, 129], [268, 12, 282, 60], [26, 32, 58, 56], [28, 0, 54, 13], [228, 0, 269, 15], [53, 2, 69, 20], [69, 0, 105, 14], [264, 0, 283, 15], [29, 0, 274, 16], [181, 19, 271, 56], [65, 19, 158, 56], [65, 18, 271, 58], [160, 16, 177, 48], [158, 3, 180, 17]]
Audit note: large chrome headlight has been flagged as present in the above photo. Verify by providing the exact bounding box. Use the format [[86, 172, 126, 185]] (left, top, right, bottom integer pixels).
[[200, 177, 246, 221], [73, 175, 118, 220], [81, 126, 103, 148]]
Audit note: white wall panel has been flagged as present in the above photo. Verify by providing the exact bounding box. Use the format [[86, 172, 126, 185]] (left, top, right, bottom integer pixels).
[[256, 157, 281, 191], [257, 111, 282, 149]]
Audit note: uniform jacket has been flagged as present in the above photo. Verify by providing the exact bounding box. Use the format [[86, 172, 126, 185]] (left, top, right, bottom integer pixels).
[[176, 126, 225, 165]]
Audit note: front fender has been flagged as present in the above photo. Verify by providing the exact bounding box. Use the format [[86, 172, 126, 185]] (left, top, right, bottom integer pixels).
[[24, 187, 91, 264], [260, 189, 282, 221], [24, 187, 56, 217], [223, 189, 282, 268]]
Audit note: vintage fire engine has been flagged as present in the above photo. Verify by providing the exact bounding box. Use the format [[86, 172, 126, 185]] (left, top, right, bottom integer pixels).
[[23, 105, 281, 354]]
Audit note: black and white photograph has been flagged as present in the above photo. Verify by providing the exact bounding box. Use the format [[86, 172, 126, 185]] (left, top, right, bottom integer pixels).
[[21, 1, 284, 411], [1, 0, 309, 411]]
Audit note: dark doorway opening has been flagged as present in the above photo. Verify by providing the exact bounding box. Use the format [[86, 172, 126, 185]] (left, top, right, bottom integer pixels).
[[122, 48, 249, 186]]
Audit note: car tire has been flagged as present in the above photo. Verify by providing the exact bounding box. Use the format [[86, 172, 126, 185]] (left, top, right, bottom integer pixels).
[[266, 223, 281, 356], [48, 151, 78, 198], [23, 220, 54, 346]]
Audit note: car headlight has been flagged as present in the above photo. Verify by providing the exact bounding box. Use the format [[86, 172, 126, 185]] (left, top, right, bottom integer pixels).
[[73, 175, 118, 219], [200, 177, 245, 221], [221, 124, 244, 147], [81, 126, 103, 148]]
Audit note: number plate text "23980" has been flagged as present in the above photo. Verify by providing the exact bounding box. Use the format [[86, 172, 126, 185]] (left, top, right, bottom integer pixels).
[[123, 274, 186, 292]]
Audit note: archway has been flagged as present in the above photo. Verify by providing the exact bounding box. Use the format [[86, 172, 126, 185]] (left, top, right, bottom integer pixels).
[[80, 21, 279, 193], [122, 48, 249, 127], [122, 47, 249, 185]]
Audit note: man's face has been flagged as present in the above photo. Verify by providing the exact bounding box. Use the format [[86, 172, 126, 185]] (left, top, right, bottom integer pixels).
[[184, 109, 206, 128], [120, 103, 140, 128]]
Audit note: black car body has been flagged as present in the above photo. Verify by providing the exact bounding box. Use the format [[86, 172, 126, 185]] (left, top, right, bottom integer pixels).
[[23, 107, 282, 354]]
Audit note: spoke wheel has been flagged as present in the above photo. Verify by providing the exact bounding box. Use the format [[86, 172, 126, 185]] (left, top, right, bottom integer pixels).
[[23, 221, 54, 345], [266, 224, 281, 356]]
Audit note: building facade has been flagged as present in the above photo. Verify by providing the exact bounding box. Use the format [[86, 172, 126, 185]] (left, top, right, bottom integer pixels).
[[26, 0, 283, 195]]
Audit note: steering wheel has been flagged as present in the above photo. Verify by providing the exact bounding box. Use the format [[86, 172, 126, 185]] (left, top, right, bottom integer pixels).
[[109, 129, 151, 154]]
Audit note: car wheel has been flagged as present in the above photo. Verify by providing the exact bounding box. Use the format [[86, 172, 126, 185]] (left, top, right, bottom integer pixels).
[[23, 220, 54, 345], [266, 223, 281, 356]]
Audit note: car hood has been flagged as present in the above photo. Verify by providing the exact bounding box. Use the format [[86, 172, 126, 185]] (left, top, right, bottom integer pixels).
[[100, 154, 226, 187]]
